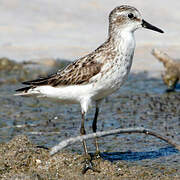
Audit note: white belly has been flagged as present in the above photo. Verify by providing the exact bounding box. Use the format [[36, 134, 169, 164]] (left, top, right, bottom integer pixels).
[[30, 84, 95, 104]]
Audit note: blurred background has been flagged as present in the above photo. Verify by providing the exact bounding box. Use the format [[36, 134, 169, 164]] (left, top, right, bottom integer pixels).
[[0, 2, 180, 175], [0, 0, 180, 76]]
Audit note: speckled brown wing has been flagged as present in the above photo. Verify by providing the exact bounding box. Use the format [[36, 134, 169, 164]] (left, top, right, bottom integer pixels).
[[22, 55, 102, 87]]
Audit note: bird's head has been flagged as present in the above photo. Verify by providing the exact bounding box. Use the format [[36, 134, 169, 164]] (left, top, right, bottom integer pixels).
[[109, 5, 164, 35]]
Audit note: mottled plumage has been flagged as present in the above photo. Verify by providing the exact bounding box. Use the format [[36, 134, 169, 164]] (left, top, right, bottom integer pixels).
[[15, 5, 163, 173], [17, 38, 118, 90]]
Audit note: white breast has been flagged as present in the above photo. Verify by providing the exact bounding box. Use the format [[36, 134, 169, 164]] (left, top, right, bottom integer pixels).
[[92, 31, 135, 100]]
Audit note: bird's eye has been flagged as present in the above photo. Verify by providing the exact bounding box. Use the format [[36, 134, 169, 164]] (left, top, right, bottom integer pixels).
[[128, 13, 134, 19]]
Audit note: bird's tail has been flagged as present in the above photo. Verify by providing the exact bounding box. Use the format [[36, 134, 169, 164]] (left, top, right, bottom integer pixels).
[[14, 86, 40, 96]]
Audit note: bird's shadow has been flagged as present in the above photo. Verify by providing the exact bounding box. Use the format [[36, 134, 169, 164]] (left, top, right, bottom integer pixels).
[[165, 83, 180, 93], [98, 146, 179, 162], [175, 83, 180, 90]]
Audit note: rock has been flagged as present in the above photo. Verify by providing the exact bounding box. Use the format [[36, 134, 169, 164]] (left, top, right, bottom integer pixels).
[[0, 57, 22, 71]]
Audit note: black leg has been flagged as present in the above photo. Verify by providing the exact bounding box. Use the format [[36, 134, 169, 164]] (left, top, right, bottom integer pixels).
[[80, 110, 100, 174], [80, 111, 88, 155], [92, 106, 99, 133], [92, 104, 100, 154]]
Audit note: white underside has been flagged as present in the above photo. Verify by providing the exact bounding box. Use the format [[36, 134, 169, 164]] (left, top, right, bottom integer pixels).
[[16, 82, 119, 113], [27, 84, 95, 104]]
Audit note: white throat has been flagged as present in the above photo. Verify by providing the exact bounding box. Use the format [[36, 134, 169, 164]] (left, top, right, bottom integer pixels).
[[115, 30, 136, 55], [110, 30, 136, 89]]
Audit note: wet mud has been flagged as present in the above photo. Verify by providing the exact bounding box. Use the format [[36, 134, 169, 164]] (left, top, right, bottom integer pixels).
[[0, 58, 179, 179]]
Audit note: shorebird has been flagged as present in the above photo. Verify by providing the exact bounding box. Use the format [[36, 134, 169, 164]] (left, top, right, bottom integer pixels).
[[16, 5, 164, 173]]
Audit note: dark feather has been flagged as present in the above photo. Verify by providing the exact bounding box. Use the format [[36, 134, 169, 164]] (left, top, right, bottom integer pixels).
[[22, 74, 56, 86], [19, 57, 102, 87], [16, 86, 33, 92]]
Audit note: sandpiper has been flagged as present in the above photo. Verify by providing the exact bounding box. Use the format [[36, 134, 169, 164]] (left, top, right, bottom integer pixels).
[[16, 5, 164, 173]]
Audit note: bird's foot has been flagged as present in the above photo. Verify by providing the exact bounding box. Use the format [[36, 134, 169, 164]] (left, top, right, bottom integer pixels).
[[94, 150, 101, 160], [82, 154, 100, 174]]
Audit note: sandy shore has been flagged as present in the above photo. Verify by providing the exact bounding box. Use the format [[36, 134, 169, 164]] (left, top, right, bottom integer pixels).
[[0, 59, 179, 179]]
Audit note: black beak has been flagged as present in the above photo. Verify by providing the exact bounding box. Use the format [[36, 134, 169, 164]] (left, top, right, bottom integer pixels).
[[142, 19, 164, 33]]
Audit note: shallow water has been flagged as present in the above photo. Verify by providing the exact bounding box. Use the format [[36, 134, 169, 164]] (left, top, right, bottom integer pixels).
[[0, 61, 179, 172]]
